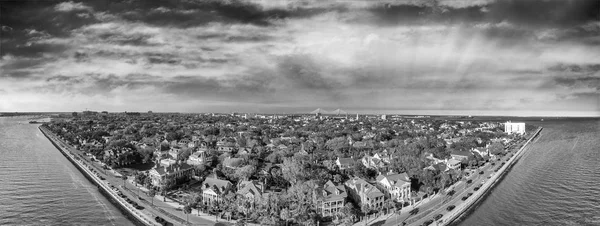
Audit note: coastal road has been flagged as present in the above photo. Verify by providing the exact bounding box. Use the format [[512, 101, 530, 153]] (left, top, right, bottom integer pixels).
[[44, 128, 216, 226], [373, 146, 522, 226]]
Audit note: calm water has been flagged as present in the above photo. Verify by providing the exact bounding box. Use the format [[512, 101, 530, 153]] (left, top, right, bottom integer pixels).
[[459, 119, 600, 226], [0, 117, 134, 226]]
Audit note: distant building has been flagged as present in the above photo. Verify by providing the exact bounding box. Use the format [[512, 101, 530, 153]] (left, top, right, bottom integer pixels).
[[504, 121, 526, 135], [186, 149, 206, 165], [336, 157, 354, 170], [83, 110, 97, 116], [381, 115, 387, 120], [125, 112, 141, 116]]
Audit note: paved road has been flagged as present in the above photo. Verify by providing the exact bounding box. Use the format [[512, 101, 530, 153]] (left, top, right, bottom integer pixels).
[[45, 128, 217, 226], [373, 153, 517, 226]]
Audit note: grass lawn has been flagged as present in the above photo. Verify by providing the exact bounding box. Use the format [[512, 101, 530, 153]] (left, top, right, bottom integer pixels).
[[116, 162, 156, 175]]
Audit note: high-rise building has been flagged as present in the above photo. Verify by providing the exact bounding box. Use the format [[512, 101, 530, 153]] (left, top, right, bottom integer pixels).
[[505, 121, 526, 135]]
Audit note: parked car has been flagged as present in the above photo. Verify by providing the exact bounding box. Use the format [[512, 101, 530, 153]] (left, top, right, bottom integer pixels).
[[446, 205, 455, 211], [461, 196, 468, 201], [423, 219, 434, 226], [434, 214, 443, 220]]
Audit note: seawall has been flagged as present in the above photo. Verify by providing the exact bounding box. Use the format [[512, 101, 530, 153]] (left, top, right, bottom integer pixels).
[[442, 127, 543, 226], [39, 126, 157, 226]]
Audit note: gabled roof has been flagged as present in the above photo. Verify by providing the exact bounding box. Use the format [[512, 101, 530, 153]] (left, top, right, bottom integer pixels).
[[317, 180, 347, 202], [337, 157, 354, 165], [450, 150, 473, 157], [237, 180, 265, 198], [376, 173, 411, 188], [447, 159, 461, 165], [202, 177, 232, 195], [346, 177, 383, 198], [152, 162, 193, 176]]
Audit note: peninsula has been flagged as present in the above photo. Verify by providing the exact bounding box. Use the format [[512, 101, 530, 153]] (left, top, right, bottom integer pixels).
[[40, 111, 539, 226]]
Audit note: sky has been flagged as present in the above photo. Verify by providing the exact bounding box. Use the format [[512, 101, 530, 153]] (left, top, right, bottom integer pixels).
[[1, 0, 599, 116]]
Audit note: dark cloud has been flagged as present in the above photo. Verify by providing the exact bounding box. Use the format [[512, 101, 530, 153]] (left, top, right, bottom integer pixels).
[[553, 76, 600, 91], [277, 55, 339, 90], [145, 53, 181, 65], [162, 72, 274, 99], [0, 57, 54, 71], [73, 51, 90, 62], [1, 42, 69, 58], [0, 71, 33, 79], [0, 1, 99, 57], [97, 32, 158, 46], [486, 0, 600, 28], [548, 63, 600, 73]]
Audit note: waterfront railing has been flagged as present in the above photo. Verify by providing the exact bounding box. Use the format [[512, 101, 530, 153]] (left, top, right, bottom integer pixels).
[[440, 127, 543, 226], [40, 126, 160, 226]]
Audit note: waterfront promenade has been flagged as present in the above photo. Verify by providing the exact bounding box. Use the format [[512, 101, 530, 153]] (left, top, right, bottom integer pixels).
[[39, 126, 159, 226], [369, 128, 543, 226], [40, 126, 217, 226], [440, 127, 543, 226]]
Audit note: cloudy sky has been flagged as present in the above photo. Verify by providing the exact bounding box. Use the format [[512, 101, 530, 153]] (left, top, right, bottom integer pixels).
[[1, 0, 599, 116]]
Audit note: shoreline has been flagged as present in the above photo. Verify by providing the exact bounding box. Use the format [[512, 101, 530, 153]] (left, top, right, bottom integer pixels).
[[441, 127, 543, 226], [39, 126, 157, 226]]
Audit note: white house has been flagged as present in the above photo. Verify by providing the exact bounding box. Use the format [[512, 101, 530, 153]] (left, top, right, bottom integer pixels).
[[504, 121, 526, 135], [376, 173, 411, 203]]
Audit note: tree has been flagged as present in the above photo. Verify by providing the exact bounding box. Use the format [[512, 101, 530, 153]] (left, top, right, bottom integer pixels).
[[281, 157, 309, 185], [148, 189, 156, 206], [280, 208, 291, 226], [183, 204, 192, 223], [325, 137, 349, 151], [489, 142, 505, 156], [234, 165, 256, 181]]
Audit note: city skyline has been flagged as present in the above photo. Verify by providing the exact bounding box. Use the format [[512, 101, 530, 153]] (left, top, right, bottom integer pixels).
[[1, 0, 599, 116]]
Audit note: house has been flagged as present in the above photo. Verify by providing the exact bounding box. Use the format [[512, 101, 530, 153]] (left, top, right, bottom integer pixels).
[[345, 177, 384, 209], [236, 180, 266, 208], [315, 180, 347, 217], [376, 173, 411, 203], [168, 147, 182, 159], [149, 162, 194, 189], [237, 147, 253, 155], [159, 158, 176, 167], [223, 157, 244, 169], [336, 157, 354, 170], [178, 139, 191, 147], [446, 159, 461, 170], [217, 146, 236, 153], [373, 152, 391, 163], [201, 177, 233, 206], [362, 155, 385, 169], [186, 149, 206, 165], [450, 150, 472, 161]]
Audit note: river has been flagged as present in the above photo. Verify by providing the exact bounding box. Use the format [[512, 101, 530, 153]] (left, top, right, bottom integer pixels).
[[458, 118, 600, 225], [0, 117, 134, 226]]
